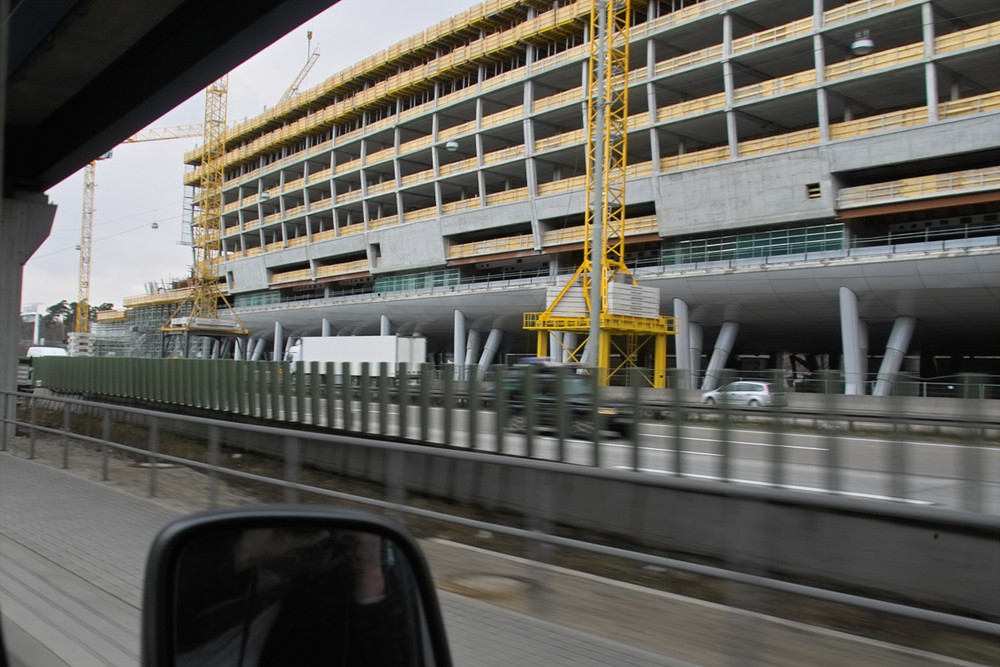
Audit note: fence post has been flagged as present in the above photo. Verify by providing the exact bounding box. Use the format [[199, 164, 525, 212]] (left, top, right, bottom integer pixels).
[[101, 410, 111, 481], [148, 417, 159, 498], [769, 368, 786, 488], [493, 365, 506, 454], [398, 363, 410, 439], [442, 366, 453, 445], [523, 365, 536, 459], [360, 363, 371, 434], [285, 436, 301, 504], [61, 402, 71, 469], [628, 368, 641, 471], [378, 363, 389, 436], [822, 371, 841, 493], [340, 362, 352, 432], [309, 361, 321, 427], [672, 369, 684, 476], [420, 363, 432, 443], [467, 370, 479, 450], [207, 425, 220, 509], [29, 394, 37, 459]]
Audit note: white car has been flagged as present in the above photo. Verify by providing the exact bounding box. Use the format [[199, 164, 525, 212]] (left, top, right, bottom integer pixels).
[[701, 381, 786, 407]]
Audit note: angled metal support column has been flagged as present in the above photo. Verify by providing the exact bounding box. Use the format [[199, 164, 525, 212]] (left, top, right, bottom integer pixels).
[[380, 315, 392, 336], [873, 317, 916, 397], [321, 318, 332, 337], [702, 321, 739, 391], [839, 287, 865, 395], [478, 328, 503, 375], [465, 329, 482, 381]]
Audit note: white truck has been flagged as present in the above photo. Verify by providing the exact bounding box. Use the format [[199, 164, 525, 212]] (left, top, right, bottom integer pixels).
[[286, 335, 426, 377]]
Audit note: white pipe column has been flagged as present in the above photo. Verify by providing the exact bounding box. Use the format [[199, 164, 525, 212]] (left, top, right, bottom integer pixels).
[[549, 332, 562, 361], [250, 338, 266, 361], [321, 318, 332, 337], [673, 298, 692, 388], [380, 315, 392, 336], [873, 317, 916, 397], [839, 287, 865, 395], [234, 338, 244, 361], [690, 323, 704, 384], [453, 310, 466, 379], [478, 328, 503, 374], [465, 329, 482, 381], [273, 321, 284, 362], [701, 321, 739, 391]]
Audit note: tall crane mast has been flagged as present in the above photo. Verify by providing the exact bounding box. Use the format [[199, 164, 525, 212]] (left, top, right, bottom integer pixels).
[[72, 127, 203, 339], [524, 0, 676, 387], [161, 75, 248, 357]]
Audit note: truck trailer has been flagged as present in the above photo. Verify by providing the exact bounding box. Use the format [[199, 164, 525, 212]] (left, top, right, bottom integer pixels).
[[286, 335, 426, 377]]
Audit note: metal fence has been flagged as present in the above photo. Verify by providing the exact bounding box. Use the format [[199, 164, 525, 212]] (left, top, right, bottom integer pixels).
[[21, 357, 1000, 513]]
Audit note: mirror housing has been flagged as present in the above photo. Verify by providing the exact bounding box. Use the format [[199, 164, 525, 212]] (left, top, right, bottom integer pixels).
[[142, 506, 452, 666]]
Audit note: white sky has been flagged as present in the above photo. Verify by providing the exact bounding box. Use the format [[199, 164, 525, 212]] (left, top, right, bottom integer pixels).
[[22, 0, 478, 313]]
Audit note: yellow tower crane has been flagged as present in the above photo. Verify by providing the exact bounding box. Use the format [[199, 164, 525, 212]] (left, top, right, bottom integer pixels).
[[72, 126, 204, 338], [524, 0, 676, 387], [161, 74, 248, 356]]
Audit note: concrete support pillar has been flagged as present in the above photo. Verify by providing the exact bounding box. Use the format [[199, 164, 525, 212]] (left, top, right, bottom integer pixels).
[[478, 328, 503, 374], [273, 321, 284, 362], [453, 310, 466, 379], [380, 315, 392, 336], [702, 321, 739, 391], [690, 323, 704, 384], [465, 329, 482, 381], [1, 197, 57, 406], [251, 338, 266, 361], [839, 287, 865, 395], [923, 2, 938, 122], [673, 298, 692, 388], [321, 318, 332, 337], [873, 317, 916, 397], [233, 338, 244, 361]]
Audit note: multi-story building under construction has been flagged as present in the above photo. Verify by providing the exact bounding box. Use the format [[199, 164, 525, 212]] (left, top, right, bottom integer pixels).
[[115, 0, 1000, 390]]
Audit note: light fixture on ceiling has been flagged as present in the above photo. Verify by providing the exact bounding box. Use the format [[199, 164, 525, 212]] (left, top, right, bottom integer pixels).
[[851, 30, 874, 56]]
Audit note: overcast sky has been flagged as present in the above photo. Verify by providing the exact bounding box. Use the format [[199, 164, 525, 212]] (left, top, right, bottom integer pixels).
[[22, 0, 479, 313]]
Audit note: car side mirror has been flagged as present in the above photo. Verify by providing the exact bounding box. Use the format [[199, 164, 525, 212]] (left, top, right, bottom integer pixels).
[[141, 506, 452, 666]]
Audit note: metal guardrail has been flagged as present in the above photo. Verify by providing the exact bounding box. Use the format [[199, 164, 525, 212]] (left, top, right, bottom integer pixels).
[[1, 388, 998, 647]]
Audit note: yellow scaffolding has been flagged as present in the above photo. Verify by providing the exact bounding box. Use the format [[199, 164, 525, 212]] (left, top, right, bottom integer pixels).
[[524, 0, 676, 388]]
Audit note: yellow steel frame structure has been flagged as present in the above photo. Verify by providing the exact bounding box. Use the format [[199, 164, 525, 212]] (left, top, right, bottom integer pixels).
[[524, 0, 676, 388], [163, 75, 247, 347]]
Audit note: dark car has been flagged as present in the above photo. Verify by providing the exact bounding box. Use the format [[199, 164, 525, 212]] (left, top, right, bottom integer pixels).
[[501, 364, 632, 438]]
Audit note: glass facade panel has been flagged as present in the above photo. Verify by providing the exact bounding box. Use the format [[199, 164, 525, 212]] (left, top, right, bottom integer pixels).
[[660, 224, 845, 265]]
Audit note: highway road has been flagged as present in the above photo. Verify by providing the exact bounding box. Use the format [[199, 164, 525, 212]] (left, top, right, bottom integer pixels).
[[284, 400, 1000, 514]]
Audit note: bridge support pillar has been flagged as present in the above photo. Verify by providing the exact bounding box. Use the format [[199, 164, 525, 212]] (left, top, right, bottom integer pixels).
[[273, 321, 284, 362], [673, 298, 695, 389], [873, 316, 916, 397], [1, 195, 56, 446]]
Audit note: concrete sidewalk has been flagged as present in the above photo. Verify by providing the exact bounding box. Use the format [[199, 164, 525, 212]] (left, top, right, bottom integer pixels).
[[0, 452, 984, 666]]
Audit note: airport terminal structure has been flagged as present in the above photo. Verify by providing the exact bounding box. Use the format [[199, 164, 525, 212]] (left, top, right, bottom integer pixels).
[[98, 0, 1000, 390]]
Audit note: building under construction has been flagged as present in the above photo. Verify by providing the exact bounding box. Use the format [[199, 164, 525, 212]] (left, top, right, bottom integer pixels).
[[106, 0, 1000, 391]]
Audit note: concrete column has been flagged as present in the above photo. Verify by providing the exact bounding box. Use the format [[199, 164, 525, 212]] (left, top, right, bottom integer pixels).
[[690, 323, 704, 384], [380, 315, 392, 336], [465, 329, 482, 381], [0, 197, 57, 404], [234, 338, 244, 361], [478, 328, 503, 374], [722, 13, 738, 159], [839, 287, 865, 395], [873, 317, 916, 397], [922, 2, 938, 122], [321, 318, 332, 337], [273, 321, 284, 361], [701, 321, 739, 391], [453, 310, 466, 379], [673, 298, 692, 388]]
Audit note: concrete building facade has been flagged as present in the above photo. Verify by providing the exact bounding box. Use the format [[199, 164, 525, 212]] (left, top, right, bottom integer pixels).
[[162, 0, 1000, 388]]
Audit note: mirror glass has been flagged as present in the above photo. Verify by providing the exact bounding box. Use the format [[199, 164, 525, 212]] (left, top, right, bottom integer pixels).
[[172, 526, 428, 666]]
